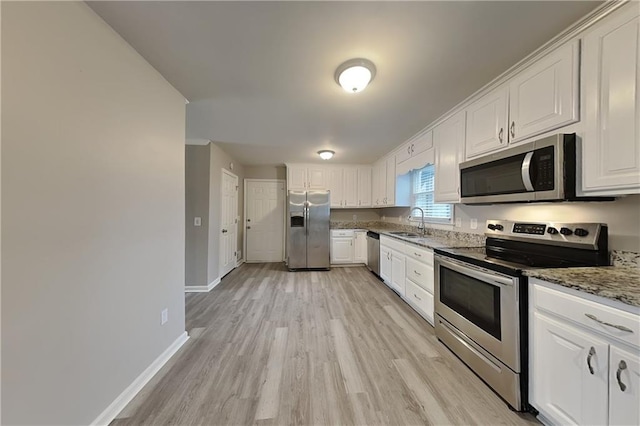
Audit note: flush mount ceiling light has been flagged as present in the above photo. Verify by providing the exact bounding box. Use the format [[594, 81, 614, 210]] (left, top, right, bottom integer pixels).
[[334, 58, 376, 93], [318, 150, 335, 160]]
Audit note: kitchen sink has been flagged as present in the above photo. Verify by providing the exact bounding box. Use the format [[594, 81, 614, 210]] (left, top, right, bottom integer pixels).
[[388, 231, 420, 238]]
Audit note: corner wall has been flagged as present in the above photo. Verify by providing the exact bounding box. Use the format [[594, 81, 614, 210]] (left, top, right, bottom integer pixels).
[[2, 3, 186, 424], [185, 145, 211, 287]]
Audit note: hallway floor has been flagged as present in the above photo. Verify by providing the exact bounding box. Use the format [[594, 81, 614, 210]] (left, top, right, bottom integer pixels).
[[111, 263, 538, 425]]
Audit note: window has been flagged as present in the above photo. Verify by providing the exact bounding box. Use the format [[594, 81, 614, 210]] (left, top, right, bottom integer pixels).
[[411, 165, 453, 224]]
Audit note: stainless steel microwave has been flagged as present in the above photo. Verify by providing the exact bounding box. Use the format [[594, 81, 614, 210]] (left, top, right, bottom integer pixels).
[[460, 134, 611, 204]]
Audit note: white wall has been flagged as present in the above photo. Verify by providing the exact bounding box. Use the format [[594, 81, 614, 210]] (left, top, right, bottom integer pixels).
[[244, 165, 286, 180], [2, 3, 186, 424]]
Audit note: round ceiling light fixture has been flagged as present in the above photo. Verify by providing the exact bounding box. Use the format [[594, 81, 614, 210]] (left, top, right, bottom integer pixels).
[[334, 58, 376, 93], [318, 150, 335, 160]]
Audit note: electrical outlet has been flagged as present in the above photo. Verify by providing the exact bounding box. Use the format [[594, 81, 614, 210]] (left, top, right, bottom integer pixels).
[[455, 217, 462, 228], [470, 218, 478, 229], [161, 308, 168, 325], [194, 217, 201, 227]]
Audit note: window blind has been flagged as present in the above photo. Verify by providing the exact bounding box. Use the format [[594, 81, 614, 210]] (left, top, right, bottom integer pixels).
[[411, 165, 453, 223]]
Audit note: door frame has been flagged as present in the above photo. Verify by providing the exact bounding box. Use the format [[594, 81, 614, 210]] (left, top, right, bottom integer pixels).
[[220, 168, 239, 277], [243, 179, 286, 263]]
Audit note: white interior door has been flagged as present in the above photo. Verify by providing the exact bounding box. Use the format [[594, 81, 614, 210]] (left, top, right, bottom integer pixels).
[[220, 169, 238, 278], [245, 180, 285, 262]]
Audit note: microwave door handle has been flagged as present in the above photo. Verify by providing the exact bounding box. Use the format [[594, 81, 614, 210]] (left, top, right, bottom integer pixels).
[[521, 152, 535, 191]]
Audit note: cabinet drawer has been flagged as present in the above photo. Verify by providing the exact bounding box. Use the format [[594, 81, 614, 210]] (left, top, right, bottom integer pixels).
[[331, 230, 354, 237], [532, 282, 640, 348], [405, 244, 433, 265], [406, 278, 434, 324], [406, 258, 434, 293], [380, 235, 406, 252]]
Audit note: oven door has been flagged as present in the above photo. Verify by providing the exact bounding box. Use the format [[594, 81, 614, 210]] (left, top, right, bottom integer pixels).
[[434, 255, 521, 371]]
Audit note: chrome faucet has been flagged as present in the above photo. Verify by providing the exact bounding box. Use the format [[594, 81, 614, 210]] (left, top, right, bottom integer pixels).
[[409, 207, 426, 236]]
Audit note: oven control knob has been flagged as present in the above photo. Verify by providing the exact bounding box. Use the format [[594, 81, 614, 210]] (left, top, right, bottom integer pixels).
[[574, 228, 589, 237], [547, 227, 558, 235], [560, 227, 573, 236], [488, 224, 496, 230], [494, 224, 504, 231]]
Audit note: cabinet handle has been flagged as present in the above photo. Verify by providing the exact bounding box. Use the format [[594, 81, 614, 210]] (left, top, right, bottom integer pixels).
[[414, 252, 421, 257], [414, 293, 421, 301], [584, 313, 634, 333], [247, 226, 251, 229], [411, 144, 415, 153], [587, 347, 596, 375], [414, 270, 421, 276], [616, 360, 628, 392], [510, 121, 515, 138], [498, 127, 504, 143], [408, 146, 411, 155]]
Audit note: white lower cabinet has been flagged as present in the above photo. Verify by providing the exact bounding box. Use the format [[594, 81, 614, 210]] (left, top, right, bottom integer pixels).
[[379, 235, 435, 324], [380, 245, 392, 283], [354, 231, 367, 264], [609, 345, 640, 426], [530, 279, 640, 426], [330, 230, 353, 264], [331, 229, 367, 265]]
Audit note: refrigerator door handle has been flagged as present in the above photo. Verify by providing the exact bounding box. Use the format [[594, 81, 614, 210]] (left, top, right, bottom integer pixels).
[[305, 201, 309, 236]]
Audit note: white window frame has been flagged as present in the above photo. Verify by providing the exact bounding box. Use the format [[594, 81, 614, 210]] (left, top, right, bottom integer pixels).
[[410, 164, 454, 224]]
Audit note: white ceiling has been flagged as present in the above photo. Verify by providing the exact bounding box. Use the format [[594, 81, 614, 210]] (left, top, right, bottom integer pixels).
[[88, 1, 601, 166]]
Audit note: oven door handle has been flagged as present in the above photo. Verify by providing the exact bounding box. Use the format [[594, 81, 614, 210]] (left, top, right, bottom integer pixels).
[[436, 256, 514, 287], [521, 151, 535, 192]]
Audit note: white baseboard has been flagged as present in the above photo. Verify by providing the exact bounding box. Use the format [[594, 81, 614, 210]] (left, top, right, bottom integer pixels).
[[236, 258, 245, 267], [91, 331, 189, 426], [185, 277, 220, 293]]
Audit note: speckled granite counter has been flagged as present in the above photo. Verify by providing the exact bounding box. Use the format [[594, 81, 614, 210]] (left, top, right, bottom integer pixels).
[[374, 229, 484, 249], [525, 267, 640, 308]]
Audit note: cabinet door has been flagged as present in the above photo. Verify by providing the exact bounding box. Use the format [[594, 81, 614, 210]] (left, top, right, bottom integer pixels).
[[385, 156, 396, 206], [434, 110, 465, 203], [531, 312, 609, 426], [375, 160, 387, 206], [307, 166, 327, 190], [396, 142, 413, 164], [343, 167, 359, 207], [357, 166, 372, 207], [465, 85, 509, 158], [390, 250, 405, 296], [331, 237, 353, 264], [327, 167, 343, 207], [354, 231, 368, 263], [411, 130, 433, 156], [582, 5, 640, 194], [287, 165, 307, 191], [380, 245, 392, 284], [609, 345, 640, 426], [509, 40, 579, 143]]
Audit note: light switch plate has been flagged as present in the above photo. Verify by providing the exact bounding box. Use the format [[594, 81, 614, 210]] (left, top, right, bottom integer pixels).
[[470, 218, 478, 229], [161, 308, 168, 325], [455, 217, 462, 228], [194, 217, 201, 227]]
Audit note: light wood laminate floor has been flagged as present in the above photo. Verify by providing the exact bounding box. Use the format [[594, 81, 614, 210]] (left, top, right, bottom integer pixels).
[[112, 263, 538, 425]]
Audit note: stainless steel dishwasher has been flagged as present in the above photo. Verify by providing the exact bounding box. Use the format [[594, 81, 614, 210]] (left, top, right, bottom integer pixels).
[[366, 231, 380, 277]]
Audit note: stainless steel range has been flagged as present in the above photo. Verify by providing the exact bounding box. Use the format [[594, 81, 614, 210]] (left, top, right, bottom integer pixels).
[[434, 220, 609, 411]]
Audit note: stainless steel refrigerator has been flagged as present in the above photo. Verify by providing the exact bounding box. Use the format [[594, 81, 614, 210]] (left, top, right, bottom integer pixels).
[[286, 190, 330, 270]]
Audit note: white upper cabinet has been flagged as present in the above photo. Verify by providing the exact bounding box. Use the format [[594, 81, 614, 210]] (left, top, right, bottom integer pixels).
[[434, 110, 466, 203], [509, 40, 580, 144], [357, 166, 372, 207], [385, 155, 396, 206], [582, 4, 640, 195], [343, 167, 359, 207], [397, 130, 433, 164], [307, 166, 328, 190], [287, 165, 308, 191], [327, 167, 343, 207], [286, 164, 328, 191], [465, 86, 509, 158]]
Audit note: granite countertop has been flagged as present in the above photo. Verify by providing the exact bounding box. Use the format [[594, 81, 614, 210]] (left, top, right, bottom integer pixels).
[[373, 229, 483, 249], [524, 267, 640, 309]]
